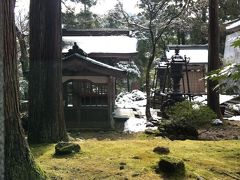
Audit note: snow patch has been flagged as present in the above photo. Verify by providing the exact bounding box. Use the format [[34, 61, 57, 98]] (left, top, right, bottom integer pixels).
[[114, 90, 160, 133], [228, 116, 240, 121], [124, 117, 146, 132], [193, 95, 237, 104], [115, 90, 146, 109]]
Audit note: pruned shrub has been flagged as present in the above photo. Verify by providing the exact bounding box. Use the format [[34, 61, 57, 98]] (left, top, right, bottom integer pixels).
[[166, 100, 216, 128], [159, 101, 217, 139]]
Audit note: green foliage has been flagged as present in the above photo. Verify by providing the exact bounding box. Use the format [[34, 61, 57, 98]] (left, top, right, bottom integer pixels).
[[232, 38, 240, 48], [207, 64, 240, 94], [219, 0, 240, 21], [207, 39, 240, 94], [69, 0, 97, 7], [62, 0, 100, 29], [166, 101, 217, 128], [102, 5, 130, 29], [62, 10, 101, 29]]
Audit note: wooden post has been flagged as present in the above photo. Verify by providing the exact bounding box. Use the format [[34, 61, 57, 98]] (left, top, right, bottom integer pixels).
[[108, 76, 114, 129]]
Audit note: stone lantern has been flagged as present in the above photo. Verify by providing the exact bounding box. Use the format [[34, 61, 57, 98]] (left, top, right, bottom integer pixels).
[[169, 48, 186, 101]]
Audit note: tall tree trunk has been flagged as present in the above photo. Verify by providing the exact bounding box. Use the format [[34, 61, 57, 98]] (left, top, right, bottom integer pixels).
[[145, 65, 152, 120], [145, 55, 155, 121], [207, 0, 222, 119], [0, 1, 4, 179], [2, 0, 47, 179], [28, 0, 68, 143], [181, 32, 186, 45]]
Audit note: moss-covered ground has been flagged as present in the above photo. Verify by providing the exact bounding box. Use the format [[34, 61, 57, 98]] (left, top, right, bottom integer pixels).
[[31, 132, 240, 180]]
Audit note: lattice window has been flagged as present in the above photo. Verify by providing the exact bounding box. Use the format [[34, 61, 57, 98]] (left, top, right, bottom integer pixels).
[[66, 80, 108, 107]]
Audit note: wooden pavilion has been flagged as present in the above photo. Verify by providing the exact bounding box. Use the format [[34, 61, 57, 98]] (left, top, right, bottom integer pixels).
[[62, 43, 126, 130]]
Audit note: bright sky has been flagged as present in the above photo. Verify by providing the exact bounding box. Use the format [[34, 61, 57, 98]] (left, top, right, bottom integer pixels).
[[91, 0, 139, 15], [15, 0, 139, 16]]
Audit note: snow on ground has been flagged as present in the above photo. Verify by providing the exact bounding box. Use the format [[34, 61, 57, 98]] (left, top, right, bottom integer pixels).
[[123, 117, 146, 132], [114, 91, 240, 132], [231, 104, 240, 112], [114, 90, 160, 133], [193, 95, 237, 104], [228, 116, 240, 121]]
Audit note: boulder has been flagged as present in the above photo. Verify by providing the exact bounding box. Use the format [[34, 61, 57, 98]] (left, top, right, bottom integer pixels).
[[153, 146, 170, 154], [158, 156, 185, 176], [55, 142, 81, 155]]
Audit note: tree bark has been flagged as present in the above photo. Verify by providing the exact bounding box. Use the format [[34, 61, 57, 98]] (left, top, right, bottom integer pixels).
[[145, 54, 155, 121], [28, 0, 68, 143], [0, 1, 4, 179], [207, 0, 222, 119], [2, 0, 47, 179], [145, 64, 153, 120]]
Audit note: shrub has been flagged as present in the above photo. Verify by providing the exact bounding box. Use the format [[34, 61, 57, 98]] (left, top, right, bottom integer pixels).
[[158, 101, 217, 140], [166, 100, 217, 128]]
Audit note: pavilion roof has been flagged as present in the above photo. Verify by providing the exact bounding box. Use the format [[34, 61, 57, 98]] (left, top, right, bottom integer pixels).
[[166, 45, 208, 64]]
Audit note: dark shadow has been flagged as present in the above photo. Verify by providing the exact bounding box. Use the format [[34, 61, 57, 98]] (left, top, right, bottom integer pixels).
[[154, 165, 186, 180], [68, 130, 137, 141], [52, 153, 77, 159]]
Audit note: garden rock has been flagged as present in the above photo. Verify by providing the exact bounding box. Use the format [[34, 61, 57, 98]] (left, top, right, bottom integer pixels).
[[119, 162, 127, 170], [132, 172, 140, 177], [153, 146, 170, 154], [212, 119, 223, 126], [158, 156, 185, 176], [55, 142, 81, 155]]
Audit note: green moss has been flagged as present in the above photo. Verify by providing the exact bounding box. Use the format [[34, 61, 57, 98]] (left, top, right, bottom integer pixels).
[[7, 155, 48, 180], [31, 133, 240, 180]]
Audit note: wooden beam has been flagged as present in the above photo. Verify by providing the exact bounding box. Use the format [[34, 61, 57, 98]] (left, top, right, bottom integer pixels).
[[62, 28, 131, 36]]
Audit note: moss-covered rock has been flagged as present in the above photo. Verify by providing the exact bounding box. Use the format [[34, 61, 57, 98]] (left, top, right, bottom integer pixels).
[[158, 156, 185, 176], [55, 142, 80, 155], [153, 146, 170, 154]]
